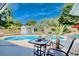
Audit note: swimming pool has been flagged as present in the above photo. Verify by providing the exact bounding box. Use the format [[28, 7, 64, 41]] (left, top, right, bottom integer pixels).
[[4, 35, 64, 41], [73, 34, 79, 39]]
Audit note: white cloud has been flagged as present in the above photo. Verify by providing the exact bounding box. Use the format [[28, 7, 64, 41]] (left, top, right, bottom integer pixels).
[[32, 6, 63, 17], [31, 12, 53, 17], [15, 14, 31, 20]]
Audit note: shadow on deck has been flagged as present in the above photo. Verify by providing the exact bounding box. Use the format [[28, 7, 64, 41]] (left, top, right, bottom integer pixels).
[[0, 40, 33, 56]]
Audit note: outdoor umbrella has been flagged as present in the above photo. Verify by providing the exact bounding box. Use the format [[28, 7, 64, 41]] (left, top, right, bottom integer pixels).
[[72, 25, 79, 34], [72, 25, 79, 28]]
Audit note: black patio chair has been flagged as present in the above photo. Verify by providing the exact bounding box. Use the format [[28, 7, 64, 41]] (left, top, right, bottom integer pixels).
[[46, 38, 76, 56]]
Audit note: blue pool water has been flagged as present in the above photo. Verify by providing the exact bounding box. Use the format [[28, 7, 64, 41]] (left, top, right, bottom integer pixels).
[[4, 35, 64, 41], [73, 34, 79, 39]]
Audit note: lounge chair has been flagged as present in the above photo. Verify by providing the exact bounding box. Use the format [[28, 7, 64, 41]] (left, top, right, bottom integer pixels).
[[46, 38, 76, 56]]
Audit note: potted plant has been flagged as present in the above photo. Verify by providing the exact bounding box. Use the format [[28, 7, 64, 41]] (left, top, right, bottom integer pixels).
[[48, 31, 53, 48], [55, 25, 64, 49]]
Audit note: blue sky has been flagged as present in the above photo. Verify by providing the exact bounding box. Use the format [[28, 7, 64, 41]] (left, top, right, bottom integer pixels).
[[8, 3, 64, 24]]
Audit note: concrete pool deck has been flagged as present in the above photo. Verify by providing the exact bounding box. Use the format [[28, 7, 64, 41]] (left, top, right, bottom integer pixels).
[[0, 40, 33, 56], [0, 35, 36, 56]]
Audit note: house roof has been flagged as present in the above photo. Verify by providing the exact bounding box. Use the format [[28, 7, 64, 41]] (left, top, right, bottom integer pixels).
[[70, 3, 79, 16]]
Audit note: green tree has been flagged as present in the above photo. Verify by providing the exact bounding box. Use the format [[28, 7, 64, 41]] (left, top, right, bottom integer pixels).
[[36, 24, 44, 31], [26, 20, 37, 26], [6, 16, 14, 24], [14, 20, 22, 28], [8, 24, 18, 35], [41, 18, 59, 27], [0, 7, 12, 28], [58, 3, 75, 26]]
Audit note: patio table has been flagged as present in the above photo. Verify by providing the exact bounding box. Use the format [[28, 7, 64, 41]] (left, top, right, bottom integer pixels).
[[28, 39, 50, 56]]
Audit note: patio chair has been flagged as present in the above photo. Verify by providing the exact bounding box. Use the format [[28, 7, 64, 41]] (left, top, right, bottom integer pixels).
[[46, 38, 76, 56]]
